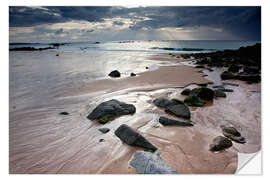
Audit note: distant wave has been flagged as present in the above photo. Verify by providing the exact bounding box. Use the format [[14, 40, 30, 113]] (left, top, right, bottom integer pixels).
[[150, 47, 216, 52]]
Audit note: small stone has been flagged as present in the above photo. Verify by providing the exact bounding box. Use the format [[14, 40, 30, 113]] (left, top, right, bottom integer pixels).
[[209, 136, 233, 152], [98, 128, 110, 134], [108, 70, 121, 77], [214, 90, 227, 98], [59, 112, 69, 115]]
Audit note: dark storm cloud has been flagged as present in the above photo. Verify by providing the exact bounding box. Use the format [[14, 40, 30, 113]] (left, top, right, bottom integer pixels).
[[9, 6, 261, 40]]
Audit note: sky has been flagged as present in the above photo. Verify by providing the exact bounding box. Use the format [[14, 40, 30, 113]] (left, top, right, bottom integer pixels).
[[9, 6, 261, 43]]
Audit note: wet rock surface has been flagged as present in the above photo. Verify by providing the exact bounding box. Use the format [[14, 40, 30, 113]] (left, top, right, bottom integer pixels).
[[165, 104, 191, 119], [153, 98, 181, 108], [130, 151, 179, 174], [222, 127, 246, 144], [159, 116, 195, 126], [190, 87, 215, 101], [115, 124, 157, 151], [184, 95, 206, 107], [87, 99, 136, 120], [209, 136, 233, 152]]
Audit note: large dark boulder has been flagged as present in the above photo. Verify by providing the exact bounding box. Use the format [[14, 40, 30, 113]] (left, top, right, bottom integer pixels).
[[108, 70, 121, 77], [130, 151, 179, 174], [115, 124, 157, 151], [209, 136, 233, 152], [159, 116, 194, 126], [190, 87, 215, 101], [165, 104, 191, 119], [153, 98, 182, 108], [222, 127, 246, 144], [87, 99, 136, 121]]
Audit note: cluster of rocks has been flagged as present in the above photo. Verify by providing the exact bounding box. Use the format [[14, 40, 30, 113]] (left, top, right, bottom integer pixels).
[[209, 126, 246, 152], [9, 46, 55, 51], [108, 70, 137, 78], [190, 43, 261, 84]]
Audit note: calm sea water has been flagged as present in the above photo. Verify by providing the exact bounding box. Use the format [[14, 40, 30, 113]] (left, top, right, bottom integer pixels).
[[10, 40, 259, 53]]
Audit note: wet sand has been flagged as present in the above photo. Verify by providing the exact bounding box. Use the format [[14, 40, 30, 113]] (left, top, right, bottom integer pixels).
[[9, 52, 261, 174]]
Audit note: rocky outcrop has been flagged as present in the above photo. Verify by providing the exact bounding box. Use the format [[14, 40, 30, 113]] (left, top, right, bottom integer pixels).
[[115, 124, 157, 151], [209, 136, 233, 152], [87, 99, 136, 121], [159, 116, 195, 126], [130, 151, 179, 174]]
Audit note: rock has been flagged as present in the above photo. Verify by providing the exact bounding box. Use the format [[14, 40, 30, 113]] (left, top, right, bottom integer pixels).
[[195, 65, 205, 68], [214, 90, 226, 98], [217, 88, 234, 92], [87, 99, 136, 120], [130, 151, 179, 174], [243, 66, 260, 74], [115, 124, 157, 151], [236, 74, 260, 83], [59, 112, 69, 115], [56, 53, 59, 56], [99, 139, 105, 142], [181, 89, 191, 96], [184, 95, 205, 107], [108, 70, 121, 77], [165, 104, 191, 119], [190, 87, 215, 101], [222, 127, 246, 144], [212, 85, 224, 89], [159, 116, 195, 126], [228, 64, 240, 73], [209, 136, 233, 152], [153, 98, 181, 108], [223, 82, 239, 87], [221, 71, 235, 80], [130, 72, 136, 76], [98, 128, 110, 134]]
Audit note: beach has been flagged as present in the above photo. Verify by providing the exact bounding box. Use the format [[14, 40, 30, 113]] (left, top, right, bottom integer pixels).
[[9, 41, 261, 174]]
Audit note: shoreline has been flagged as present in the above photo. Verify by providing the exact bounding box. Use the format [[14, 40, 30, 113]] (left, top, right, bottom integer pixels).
[[9, 51, 261, 174]]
